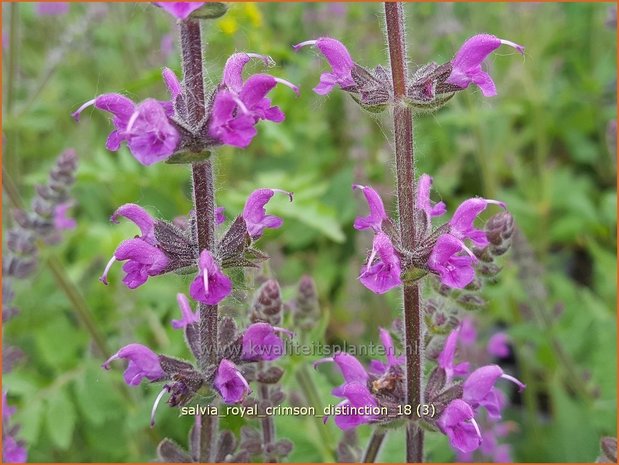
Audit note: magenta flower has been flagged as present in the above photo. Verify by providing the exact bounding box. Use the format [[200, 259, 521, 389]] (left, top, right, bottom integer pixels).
[[72, 71, 180, 165], [353, 185, 387, 232], [241, 323, 292, 362], [417, 174, 446, 220], [189, 250, 232, 305], [449, 198, 506, 248], [446, 34, 525, 97], [487, 332, 510, 358], [100, 203, 170, 289], [437, 399, 482, 453], [153, 2, 205, 20], [2, 393, 26, 463], [459, 317, 478, 347], [53, 201, 76, 231], [437, 327, 470, 381], [332, 383, 380, 430], [359, 232, 402, 294], [369, 327, 405, 375], [36, 2, 69, 16], [242, 188, 293, 240], [463, 365, 525, 419], [215, 206, 226, 225], [102, 343, 165, 387], [428, 234, 476, 289], [293, 37, 355, 95], [171, 293, 198, 329], [214, 359, 251, 404], [315, 352, 369, 395]]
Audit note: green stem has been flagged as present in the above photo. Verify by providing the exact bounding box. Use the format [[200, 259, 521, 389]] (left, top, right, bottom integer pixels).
[[296, 365, 336, 461]]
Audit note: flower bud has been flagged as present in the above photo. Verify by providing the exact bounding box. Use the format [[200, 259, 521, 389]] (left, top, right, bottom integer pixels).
[[250, 279, 283, 325], [293, 275, 320, 330]]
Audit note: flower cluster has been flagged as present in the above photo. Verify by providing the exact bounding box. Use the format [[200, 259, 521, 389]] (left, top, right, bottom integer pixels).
[[434, 324, 525, 455], [72, 54, 298, 165], [294, 34, 523, 110], [352, 175, 506, 294], [314, 328, 405, 430], [103, 301, 292, 419], [100, 188, 292, 301]]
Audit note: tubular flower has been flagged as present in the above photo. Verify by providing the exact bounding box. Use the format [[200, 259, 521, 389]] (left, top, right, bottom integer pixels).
[[214, 360, 251, 404], [100, 204, 170, 289], [102, 343, 165, 387], [437, 327, 470, 381], [171, 293, 198, 329], [208, 53, 299, 148], [437, 399, 482, 453], [446, 34, 525, 97], [428, 234, 477, 289], [353, 184, 387, 232], [359, 232, 402, 294], [53, 201, 76, 231], [241, 322, 293, 362], [368, 327, 405, 375], [242, 188, 293, 240], [332, 383, 380, 430], [189, 250, 232, 305], [293, 37, 355, 95], [417, 174, 446, 220], [72, 71, 180, 165], [449, 198, 506, 248], [463, 365, 526, 419]]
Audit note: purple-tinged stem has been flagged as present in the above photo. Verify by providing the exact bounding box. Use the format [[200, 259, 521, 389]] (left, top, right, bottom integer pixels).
[[384, 3, 424, 462], [363, 429, 387, 463], [179, 18, 218, 463]]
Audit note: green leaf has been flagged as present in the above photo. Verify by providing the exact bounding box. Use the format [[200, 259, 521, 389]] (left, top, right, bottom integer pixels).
[[46, 389, 76, 449]]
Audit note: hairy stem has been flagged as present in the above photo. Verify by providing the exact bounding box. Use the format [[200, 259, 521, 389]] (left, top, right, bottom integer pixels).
[[362, 428, 387, 463], [384, 3, 424, 462], [179, 18, 218, 462]]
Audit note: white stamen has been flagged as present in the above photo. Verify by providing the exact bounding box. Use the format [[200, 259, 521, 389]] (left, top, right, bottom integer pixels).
[[499, 39, 525, 55], [230, 94, 250, 115], [273, 326, 294, 338], [501, 373, 526, 392], [293, 40, 317, 51], [273, 77, 300, 96], [312, 357, 334, 369], [270, 188, 294, 202], [125, 110, 140, 134], [470, 416, 482, 440], [71, 99, 96, 122], [99, 255, 117, 285], [235, 370, 251, 392], [366, 245, 378, 273], [246, 53, 275, 68], [150, 387, 169, 428], [352, 184, 367, 191]]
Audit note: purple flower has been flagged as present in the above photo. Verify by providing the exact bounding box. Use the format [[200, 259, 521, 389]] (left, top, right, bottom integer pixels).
[[214, 359, 251, 404], [332, 383, 379, 430], [72, 71, 180, 165], [463, 365, 525, 419], [449, 198, 506, 247], [123, 98, 180, 165], [215, 206, 226, 225], [487, 332, 510, 358], [100, 204, 170, 289], [153, 2, 205, 20], [437, 327, 470, 381], [171, 293, 198, 329], [36, 2, 69, 16], [241, 323, 292, 362], [3, 435, 27, 463], [437, 399, 482, 453], [369, 327, 405, 375], [315, 352, 369, 395], [459, 317, 478, 347], [353, 185, 387, 232], [242, 188, 293, 240], [208, 56, 299, 148], [428, 234, 476, 289], [102, 343, 165, 387], [293, 37, 355, 95], [359, 232, 402, 294], [446, 34, 525, 97], [417, 174, 446, 219], [189, 250, 232, 305], [53, 201, 76, 231]]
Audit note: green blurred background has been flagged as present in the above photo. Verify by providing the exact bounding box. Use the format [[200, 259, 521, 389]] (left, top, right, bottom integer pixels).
[[2, 2, 616, 462]]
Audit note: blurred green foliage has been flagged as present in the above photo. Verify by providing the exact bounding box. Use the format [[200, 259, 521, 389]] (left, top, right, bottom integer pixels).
[[2, 2, 616, 462]]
